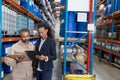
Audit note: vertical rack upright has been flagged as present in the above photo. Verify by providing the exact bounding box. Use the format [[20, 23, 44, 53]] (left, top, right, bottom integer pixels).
[[0, 0, 2, 79], [63, 0, 97, 75]]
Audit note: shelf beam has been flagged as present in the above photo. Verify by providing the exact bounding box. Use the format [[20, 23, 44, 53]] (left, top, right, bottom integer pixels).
[[96, 38, 120, 44], [95, 45, 120, 57], [113, 10, 120, 19], [2, 36, 39, 43], [96, 0, 105, 8]]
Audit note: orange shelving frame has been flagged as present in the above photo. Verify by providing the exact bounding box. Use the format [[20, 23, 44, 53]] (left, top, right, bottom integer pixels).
[[2, 37, 20, 42], [113, 10, 120, 18], [2, 36, 39, 43], [96, 10, 120, 26], [95, 45, 120, 57], [96, 0, 105, 8], [96, 38, 120, 44]]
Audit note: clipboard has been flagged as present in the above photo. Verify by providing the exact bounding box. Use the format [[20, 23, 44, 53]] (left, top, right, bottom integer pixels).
[[25, 51, 36, 60], [7, 51, 36, 61], [7, 53, 29, 61]]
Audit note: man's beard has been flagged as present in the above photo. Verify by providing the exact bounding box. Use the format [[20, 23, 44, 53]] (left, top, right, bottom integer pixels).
[[21, 39, 29, 43]]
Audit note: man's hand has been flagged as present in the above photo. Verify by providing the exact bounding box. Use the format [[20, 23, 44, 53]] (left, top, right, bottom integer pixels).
[[14, 56, 24, 63], [35, 55, 47, 61]]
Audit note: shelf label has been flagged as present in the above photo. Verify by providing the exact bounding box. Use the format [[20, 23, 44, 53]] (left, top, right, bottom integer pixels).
[[77, 13, 87, 22], [87, 24, 96, 32], [1, 71, 4, 78], [5, 47, 11, 54]]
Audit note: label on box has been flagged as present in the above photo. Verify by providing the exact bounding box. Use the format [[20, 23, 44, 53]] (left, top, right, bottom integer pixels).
[[5, 47, 11, 54], [87, 24, 96, 31], [77, 13, 87, 22], [1, 71, 4, 78]]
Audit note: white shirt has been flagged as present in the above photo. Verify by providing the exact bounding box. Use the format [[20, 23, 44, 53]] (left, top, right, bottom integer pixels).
[[37, 38, 45, 71]]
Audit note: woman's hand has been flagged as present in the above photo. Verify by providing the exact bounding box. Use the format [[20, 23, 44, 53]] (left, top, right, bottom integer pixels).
[[35, 55, 47, 61]]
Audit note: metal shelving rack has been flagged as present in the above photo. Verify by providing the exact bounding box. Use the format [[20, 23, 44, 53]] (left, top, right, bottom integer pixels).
[[0, 0, 55, 79], [0, 0, 2, 79], [2, 0, 42, 42], [4, 0, 42, 22], [95, 0, 120, 67], [95, 45, 120, 57], [63, 0, 96, 75], [34, 0, 54, 27]]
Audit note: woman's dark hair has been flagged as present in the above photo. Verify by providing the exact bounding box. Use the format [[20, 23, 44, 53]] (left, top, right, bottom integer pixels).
[[37, 22, 54, 38]]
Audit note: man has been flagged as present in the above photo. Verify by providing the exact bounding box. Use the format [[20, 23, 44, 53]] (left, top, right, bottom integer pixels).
[[33, 23, 56, 80], [5, 28, 35, 80]]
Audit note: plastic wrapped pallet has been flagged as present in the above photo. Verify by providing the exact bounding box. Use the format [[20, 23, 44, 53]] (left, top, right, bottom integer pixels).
[[64, 74, 95, 80], [60, 45, 87, 63], [60, 54, 75, 62], [2, 5, 17, 35], [75, 54, 87, 64], [16, 14, 27, 35]]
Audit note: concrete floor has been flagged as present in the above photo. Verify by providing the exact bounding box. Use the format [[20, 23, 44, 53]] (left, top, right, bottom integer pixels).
[[3, 41, 120, 80], [93, 56, 120, 80]]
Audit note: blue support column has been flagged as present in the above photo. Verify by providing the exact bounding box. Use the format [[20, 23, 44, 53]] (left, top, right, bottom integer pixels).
[[63, 0, 68, 74], [90, 32, 94, 74], [104, 27, 107, 38], [27, 16, 30, 29], [100, 41, 103, 59], [27, 0, 30, 29], [110, 19, 114, 63], [0, 0, 2, 79], [90, 0, 97, 74], [109, 0, 115, 63]]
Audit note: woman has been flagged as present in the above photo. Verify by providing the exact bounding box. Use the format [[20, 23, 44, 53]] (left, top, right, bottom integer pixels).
[[33, 23, 56, 80]]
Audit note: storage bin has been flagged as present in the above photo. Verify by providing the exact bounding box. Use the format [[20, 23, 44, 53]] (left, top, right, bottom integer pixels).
[[60, 11, 77, 37], [107, 0, 115, 14], [67, 11, 77, 37], [3, 63, 12, 74], [103, 4, 108, 16], [37, 9, 42, 18], [60, 11, 65, 37], [61, 0, 65, 6], [32, 4, 38, 16], [2, 43, 13, 57], [20, 0, 33, 13], [77, 22, 87, 38], [115, 0, 120, 11], [64, 74, 95, 80]]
